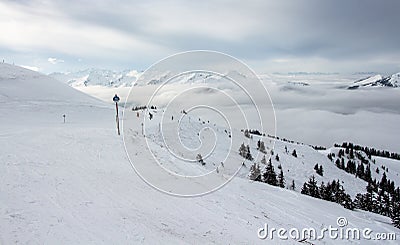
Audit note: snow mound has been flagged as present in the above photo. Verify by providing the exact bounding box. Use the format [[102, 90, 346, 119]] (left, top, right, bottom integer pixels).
[[0, 63, 100, 103], [0, 63, 111, 128]]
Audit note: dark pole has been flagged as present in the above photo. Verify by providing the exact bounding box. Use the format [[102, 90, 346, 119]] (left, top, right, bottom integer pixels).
[[113, 94, 121, 135], [115, 102, 119, 117], [116, 102, 120, 135]]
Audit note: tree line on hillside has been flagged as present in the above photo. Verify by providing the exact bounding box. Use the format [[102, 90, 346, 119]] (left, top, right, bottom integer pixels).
[[354, 172, 400, 229], [335, 142, 400, 161], [241, 139, 400, 229], [132, 105, 157, 111], [301, 176, 354, 210], [328, 147, 400, 228]]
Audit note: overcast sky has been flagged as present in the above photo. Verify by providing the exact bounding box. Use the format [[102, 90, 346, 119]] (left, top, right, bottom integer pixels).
[[1, 0, 400, 74]]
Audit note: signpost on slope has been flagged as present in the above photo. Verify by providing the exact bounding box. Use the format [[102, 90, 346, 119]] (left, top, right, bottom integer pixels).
[[113, 94, 120, 135]]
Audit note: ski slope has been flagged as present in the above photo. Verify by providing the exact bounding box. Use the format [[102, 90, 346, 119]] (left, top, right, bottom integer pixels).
[[0, 64, 399, 244]]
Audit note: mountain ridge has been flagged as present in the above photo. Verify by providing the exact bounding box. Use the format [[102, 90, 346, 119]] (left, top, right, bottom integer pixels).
[[348, 73, 400, 89]]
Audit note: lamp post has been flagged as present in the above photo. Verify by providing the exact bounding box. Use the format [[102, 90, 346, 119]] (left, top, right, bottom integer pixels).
[[113, 94, 120, 135]]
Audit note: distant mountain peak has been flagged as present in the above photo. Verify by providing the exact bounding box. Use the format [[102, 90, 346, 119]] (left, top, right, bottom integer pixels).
[[348, 72, 400, 89]]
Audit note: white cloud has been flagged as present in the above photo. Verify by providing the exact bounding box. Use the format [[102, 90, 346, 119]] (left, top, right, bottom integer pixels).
[[48, 57, 64, 64]]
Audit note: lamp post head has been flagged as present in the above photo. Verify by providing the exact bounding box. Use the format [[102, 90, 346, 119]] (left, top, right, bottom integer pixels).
[[113, 94, 120, 103]]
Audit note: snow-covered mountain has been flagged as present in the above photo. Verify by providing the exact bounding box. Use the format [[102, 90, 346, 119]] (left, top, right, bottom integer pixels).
[[138, 70, 218, 86], [50, 68, 254, 88], [348, 73, 400, 89], [1, 64, 399, 244], [50, 68, 141, 87], [51, 68, 400, 93]]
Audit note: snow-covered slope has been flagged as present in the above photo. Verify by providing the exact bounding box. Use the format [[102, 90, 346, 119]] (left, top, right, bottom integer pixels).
[[0, 63, 111, 129], [0, 64, 101, 103], [1, 64, 399, 244]]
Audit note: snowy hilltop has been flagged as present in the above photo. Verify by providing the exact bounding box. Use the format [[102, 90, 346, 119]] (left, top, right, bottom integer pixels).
[[1, 64, 399, 244], [50, 68, 141, 87]]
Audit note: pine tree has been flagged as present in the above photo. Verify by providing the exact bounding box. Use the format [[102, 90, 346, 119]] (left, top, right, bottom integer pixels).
[[365, 164, 372, 183], [392, 202, 400, 229], [302, 175, 319, 198], [239, 143, 253, 160], [318, 165, 324, 176], [278, 169, 285, 188], [391, 188, 400, 226], [308, 175, 320, 198], [347, 160, 356, 174], [356, 163, 365, 179], [354, 192, 373, 212], [239, 143, 247, 158], [333, 180, 354, 210], [261, 155, 267, 165], [341, 193, 355, 210], [246, 145, 253, 160], [382, 192, 391, 217], [324, 182, 335, 202], [373, 192, 384, 215], [290, 180, 296, 190], [258, 141, 266, 153], [338, 149, 344, 158], [393, 187, 400, 203], [340, 158, 345, 170], [196, 153, 205, 165], [335, 158, 341, 168], [275, 154, 280, 161], [319, 181, 329, 200], [249, 163, 261, 181], [301, 182, 309, 195], [380, 172, 388, 192], [263, 159, 277, 186], [244, 129, 250, 138], [292, 149, 297, 158], [388, 181, 395, 194], [363, 181, 376, 211], [354, 193, 365, 210], [314, 164, 323, 176]]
